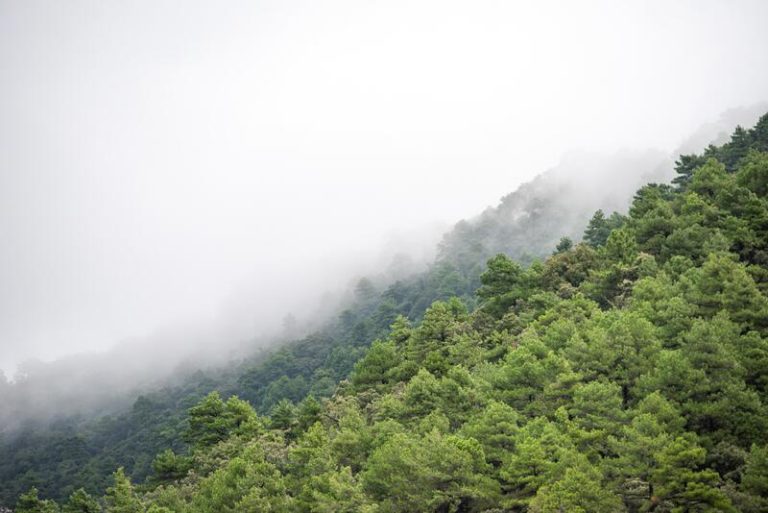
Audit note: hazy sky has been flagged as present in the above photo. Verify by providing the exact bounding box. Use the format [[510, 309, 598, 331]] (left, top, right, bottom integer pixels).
[[1, 0, 767, 374]]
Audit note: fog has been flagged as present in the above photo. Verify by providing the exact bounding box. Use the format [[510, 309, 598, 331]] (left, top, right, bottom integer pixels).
[[2, 0, 768, 377]]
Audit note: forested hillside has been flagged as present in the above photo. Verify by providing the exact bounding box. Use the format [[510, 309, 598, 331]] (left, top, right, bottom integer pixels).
[[0, 141, 677, 504], [4, 114, 768, 512], [438, 149, 671, 275]]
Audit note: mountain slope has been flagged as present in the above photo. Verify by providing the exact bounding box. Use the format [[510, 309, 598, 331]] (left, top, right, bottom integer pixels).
[[14, 111, 767, 513], [3, 112, 768, 509]]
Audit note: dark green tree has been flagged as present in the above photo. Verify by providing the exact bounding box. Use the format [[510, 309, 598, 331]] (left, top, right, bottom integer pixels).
[[63, 489, 100, 513], [104, 468, 143, 513], [16, 488, 60, 513]]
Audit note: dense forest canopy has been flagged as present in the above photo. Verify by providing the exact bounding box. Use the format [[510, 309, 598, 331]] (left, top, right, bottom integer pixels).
[[3, 115, 768, 512]]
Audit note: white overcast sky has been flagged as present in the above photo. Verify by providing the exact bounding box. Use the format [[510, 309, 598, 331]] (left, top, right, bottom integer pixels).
[[1, 0, 768, 373]]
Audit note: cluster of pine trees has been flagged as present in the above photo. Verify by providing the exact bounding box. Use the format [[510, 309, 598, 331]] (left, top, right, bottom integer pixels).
[[10, 116, 768, 512]]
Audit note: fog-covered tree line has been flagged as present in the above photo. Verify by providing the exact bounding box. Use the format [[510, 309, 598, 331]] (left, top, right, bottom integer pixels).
[[4, 115, 768, 511]]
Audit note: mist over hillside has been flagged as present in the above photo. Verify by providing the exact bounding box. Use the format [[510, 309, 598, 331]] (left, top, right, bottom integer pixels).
[[4, 0, 768, 381], [438, 104, 767, 281], [2, 108, 767, 513], [2, 1, 768, 508], [0, 224, 445, 431], [2, 105, 764, 433], [438, 149, 669, 270], [0, 149, 673, 430]]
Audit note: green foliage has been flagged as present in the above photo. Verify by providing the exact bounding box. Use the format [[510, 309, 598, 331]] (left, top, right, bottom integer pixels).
[[530, 463, 624, 513], [0, 383, 203, 505], [674, 114, 768, 186], [308, 466, 377, 513], [362, 430, 499, 513], [351, 340, 401, 389], [652, 436, 735, 512], [62, 489, 100, 513], [189, 445, 289, 513], [477, 254, 526, 317], [736, 149, 768, 196], [742, 443, 768, 496], [269, 399, 297, 432], [184, 392, 260, 448], [150, 449, 190, 483], [499, 416, 577, 505], [584, 209, 626, 247], [104, 468, 143, 513], [459, 400, 520, 468], [16, 488, 60, 513], [296, 395, 323, 433], [554, 236, 573, 254]]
